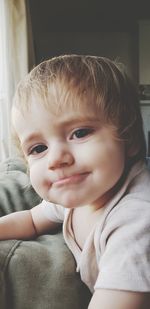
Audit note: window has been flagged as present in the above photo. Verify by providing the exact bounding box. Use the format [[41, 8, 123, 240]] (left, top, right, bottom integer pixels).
[[0, 0, 29, 161]]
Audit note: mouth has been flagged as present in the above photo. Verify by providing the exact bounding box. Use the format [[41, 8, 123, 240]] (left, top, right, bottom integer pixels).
[[53, 172, 90, 187]]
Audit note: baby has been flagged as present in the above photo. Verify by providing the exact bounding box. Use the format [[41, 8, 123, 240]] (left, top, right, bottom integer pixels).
[[0, 55, 150, 308]]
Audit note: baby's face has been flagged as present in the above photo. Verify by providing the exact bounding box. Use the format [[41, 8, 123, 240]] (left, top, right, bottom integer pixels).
[[12, 100, 125, 211]]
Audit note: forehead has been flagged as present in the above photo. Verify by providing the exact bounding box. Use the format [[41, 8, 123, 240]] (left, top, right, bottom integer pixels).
[[12, 98, 101, 133]]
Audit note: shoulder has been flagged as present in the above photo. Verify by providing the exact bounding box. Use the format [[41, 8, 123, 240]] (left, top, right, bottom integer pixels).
[[103, 186, 150, 244], [127, 162, 150, 199], [106, 162, 150, 226], [101, 161, 150, 226], [41, 200, 65, 223], [96, 179, 150, 292]]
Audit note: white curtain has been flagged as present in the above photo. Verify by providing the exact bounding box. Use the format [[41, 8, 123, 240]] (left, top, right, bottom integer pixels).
[[0, 0, 29, 161]]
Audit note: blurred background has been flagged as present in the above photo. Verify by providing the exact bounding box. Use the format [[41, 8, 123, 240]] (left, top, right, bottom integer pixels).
[[0, 0, 150, 159], [29, 0, 149, 83]]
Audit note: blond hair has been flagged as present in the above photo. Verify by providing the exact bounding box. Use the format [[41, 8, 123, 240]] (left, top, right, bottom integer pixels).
[[13, 54, 146, 163]]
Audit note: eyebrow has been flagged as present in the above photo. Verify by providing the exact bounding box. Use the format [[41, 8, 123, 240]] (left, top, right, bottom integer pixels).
[[21, 133, 43, 149], [57, 115, 100, 125]]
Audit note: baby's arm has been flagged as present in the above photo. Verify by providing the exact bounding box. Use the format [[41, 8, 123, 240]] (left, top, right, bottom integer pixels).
[[0, 203, 60, 240], [88, 289, 149, 309]]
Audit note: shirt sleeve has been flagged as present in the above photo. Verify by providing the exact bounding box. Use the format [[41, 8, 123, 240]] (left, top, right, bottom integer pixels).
[[95, 199, 150, 292], [41, 200, 65, 223]]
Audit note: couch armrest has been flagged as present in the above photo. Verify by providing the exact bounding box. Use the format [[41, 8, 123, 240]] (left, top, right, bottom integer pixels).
[[1, 234, 91, 309], [0, 158, 91, 308]]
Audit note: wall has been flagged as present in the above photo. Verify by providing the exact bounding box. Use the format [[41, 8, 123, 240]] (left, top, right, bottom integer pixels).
[[29, 0, 140, 84], [139, 20, 150, 153], [29, 0, 150, 153], [139, 20, 150, 84], [35, 31, 138, 80]]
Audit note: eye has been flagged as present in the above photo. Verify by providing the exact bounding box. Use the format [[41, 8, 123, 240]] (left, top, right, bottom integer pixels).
[[29, 144, 48, 155], [71, 128, 94, 139]]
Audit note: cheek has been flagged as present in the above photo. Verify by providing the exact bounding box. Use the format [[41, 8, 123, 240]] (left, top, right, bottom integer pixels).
[[29, 164, 43, 194], [88, 141, 125, 178], [29, 161, 51, 200], [99, 144, 125, 180]]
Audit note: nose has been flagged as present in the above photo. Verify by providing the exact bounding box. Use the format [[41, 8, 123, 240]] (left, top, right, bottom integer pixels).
[[47, 141, 74, 170]]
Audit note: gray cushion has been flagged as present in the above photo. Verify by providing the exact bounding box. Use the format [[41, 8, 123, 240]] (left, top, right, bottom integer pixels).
[[0, 157, 91, 309]]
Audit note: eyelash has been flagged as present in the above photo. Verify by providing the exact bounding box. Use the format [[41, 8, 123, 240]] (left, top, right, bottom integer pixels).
[[70, 127, 94, 139], [28, 144, 48, 155]]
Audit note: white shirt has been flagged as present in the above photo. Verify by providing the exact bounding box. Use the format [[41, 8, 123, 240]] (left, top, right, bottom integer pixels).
[[41, 161, 150, 293]]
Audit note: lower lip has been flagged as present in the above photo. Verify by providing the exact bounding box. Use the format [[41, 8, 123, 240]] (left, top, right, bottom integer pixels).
[[53, 173, 89, 187]]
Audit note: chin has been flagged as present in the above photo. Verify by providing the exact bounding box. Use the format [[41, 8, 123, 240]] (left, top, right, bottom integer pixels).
[[62, 198, 87, 209], [56, 196, 80, 209], [46, 191, 86, 208]]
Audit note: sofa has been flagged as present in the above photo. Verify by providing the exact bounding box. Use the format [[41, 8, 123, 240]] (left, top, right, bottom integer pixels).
[[0, 157, 91, 309]]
